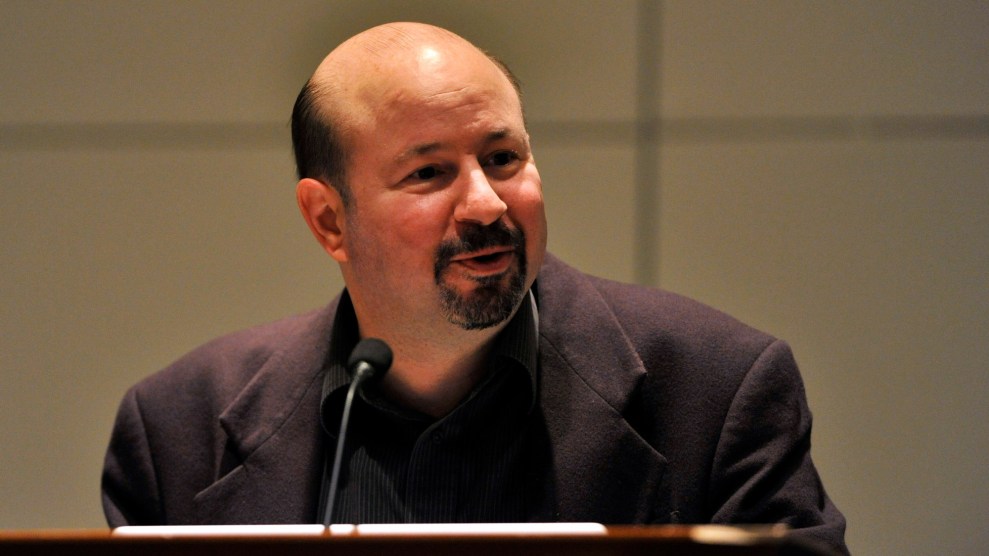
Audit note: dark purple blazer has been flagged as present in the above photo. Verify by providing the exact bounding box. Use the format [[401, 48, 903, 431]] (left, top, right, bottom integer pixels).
[[102, 254, 847, 553]]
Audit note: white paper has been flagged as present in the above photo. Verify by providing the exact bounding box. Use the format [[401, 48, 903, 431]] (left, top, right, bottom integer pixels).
[[347, 523, 607, 536], [112, 524, 326, 537]]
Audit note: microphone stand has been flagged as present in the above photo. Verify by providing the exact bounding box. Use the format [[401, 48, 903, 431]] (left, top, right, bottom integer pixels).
[[318, 338, 392, 526]]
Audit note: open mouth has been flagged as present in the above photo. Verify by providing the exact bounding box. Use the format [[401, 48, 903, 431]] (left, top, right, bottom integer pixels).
[[450, 248, 514, 274], [473, 251, 506, 264], [434, 223, 526, 284]]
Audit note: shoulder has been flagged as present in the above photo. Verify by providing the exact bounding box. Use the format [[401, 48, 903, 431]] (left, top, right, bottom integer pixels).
[[535, 253, 797, 429], [537, 254, 777, 367], [125, 301, 338, 418]]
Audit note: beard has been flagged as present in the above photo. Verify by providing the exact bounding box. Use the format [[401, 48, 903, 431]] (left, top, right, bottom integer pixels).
[[433, 221, 528, 330]]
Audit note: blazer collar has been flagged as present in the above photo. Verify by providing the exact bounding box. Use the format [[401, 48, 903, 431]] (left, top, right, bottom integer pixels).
[[531, 255, 669, 523], [536, 254, 648, 413], [193, 300, 340, 523]]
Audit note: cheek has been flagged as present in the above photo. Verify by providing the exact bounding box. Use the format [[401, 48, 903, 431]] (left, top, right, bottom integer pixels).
[[376, 193, 456, 252], [515, 170, 548, 268], [507, 170, 546, 236]]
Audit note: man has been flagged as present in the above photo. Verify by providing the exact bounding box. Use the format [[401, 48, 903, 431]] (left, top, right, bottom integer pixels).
[[102, 22, 848, 554]]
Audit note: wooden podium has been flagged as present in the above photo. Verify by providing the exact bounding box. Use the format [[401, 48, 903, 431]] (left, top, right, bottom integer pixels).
[[0, 524, 837, 555]]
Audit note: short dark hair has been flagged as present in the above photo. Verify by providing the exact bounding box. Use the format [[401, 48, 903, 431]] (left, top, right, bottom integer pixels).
[[290, 54, 523, 209], [485, 53, 524, 116], [291, 78, 352, 207]]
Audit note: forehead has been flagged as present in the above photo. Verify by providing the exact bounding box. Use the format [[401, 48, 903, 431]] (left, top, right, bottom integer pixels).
[[345, 53, 525, 153], [363, 47, 519, 118], [376, 81, 519, 131]]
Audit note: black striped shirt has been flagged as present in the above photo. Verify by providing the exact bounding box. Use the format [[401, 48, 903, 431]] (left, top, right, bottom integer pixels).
[[320, 290, 539, 523]]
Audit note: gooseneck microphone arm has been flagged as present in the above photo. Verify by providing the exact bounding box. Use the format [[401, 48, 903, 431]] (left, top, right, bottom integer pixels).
[[319, 338, 393, 527]]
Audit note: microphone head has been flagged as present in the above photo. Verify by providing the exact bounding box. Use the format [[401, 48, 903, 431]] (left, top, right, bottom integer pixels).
[[347, 337, 393, 379]]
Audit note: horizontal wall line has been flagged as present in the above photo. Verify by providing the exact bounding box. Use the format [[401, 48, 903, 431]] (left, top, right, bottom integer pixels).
[[533, 115, 989, 145], [2, 115, 987, 150], [661, 114, 989, 143], [0, 122, 288, 150]]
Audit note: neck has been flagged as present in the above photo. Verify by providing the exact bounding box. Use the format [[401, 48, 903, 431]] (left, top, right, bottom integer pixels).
[[361, 318, 509, 419], [344, 272, 527, 418]]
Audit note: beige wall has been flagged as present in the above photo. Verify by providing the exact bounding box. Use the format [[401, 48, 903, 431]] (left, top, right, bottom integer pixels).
[[1, 2, 986, 555]]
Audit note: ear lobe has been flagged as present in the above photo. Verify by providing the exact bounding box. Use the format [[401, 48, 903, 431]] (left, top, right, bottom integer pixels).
[[296, 178, 349, 262]]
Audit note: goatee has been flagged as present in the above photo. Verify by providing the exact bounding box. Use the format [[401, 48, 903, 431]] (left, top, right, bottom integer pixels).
[[433, 222, 527, 330]]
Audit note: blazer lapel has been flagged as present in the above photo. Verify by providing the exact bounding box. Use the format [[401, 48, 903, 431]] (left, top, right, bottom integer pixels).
[[192, 301, 339, 524], [531, 256, 670, 523]]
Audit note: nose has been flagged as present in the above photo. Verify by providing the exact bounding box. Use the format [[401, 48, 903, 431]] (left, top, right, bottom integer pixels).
[[454, 166, 508, 226]]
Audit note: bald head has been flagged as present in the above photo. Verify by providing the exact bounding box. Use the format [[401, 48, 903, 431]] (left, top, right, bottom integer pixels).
[[315, 22, 475, 82], [291, 23, 523, 207]]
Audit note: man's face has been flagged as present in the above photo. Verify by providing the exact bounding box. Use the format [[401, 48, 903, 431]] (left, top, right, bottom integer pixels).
[[335, 49, 546, 335]]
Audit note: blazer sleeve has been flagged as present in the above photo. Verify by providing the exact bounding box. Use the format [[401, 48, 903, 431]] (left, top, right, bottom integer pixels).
[[101, 386, 163, 526], [708, 339, 849, 555]]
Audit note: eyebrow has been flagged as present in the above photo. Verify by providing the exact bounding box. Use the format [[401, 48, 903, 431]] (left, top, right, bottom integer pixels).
[[393, 128, 522, 166], [396, 141, 442, 165]]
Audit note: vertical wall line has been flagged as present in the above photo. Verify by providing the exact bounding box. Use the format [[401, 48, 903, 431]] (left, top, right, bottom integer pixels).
[[634, 0, 663, 286]]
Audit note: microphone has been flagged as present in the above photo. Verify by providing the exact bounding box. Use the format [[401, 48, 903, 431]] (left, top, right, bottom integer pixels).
[[320, 338, 393, 526], [347, 338, 393, 387]]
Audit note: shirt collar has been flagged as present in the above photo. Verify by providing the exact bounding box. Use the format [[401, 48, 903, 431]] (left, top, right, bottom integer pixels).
[[488, 288, 539, 410], [319, 289, 360, 405]]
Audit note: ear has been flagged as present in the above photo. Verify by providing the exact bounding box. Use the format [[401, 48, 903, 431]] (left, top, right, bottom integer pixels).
[[296, 178, 349, 263]]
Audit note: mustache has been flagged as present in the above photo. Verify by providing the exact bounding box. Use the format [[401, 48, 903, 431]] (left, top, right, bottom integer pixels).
[[434, 222, 525, 275]]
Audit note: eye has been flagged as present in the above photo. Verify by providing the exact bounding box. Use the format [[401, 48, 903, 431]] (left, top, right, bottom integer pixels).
[[407, 166, 441, 181], [485, 150, 519, 168]]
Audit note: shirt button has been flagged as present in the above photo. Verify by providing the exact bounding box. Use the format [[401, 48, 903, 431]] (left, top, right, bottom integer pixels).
[[431, 431, 445, 444]]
